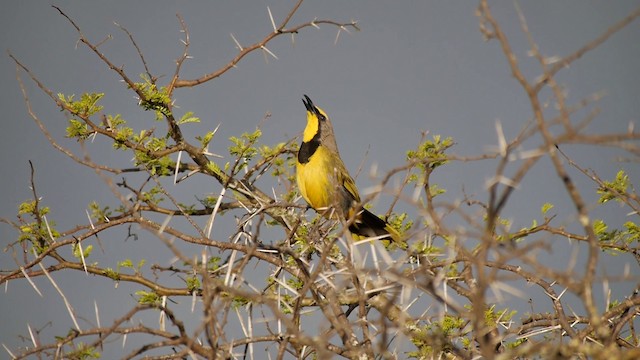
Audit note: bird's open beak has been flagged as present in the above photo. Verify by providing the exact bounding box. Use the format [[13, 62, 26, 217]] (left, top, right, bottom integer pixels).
[[302, 95, 319, 115]]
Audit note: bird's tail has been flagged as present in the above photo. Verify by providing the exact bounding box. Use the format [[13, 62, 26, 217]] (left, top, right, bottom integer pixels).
[[349, 208, 403, 244]]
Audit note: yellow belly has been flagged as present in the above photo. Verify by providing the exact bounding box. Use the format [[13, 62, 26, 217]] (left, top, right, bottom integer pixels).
[[296, 146, 335, 210]]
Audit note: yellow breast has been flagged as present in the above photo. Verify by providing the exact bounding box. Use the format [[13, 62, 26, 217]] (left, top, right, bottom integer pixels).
[[296, 146, 335, 210]]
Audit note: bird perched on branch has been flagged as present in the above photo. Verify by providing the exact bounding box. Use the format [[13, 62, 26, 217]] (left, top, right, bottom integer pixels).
[[296, 95, 401, 243]]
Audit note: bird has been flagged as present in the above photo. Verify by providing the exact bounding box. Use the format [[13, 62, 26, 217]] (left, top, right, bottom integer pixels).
[[296, 95, 401, 243]]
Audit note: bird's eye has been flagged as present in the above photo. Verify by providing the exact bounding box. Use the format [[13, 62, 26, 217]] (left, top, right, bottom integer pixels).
[[319, 114, 326, 121]]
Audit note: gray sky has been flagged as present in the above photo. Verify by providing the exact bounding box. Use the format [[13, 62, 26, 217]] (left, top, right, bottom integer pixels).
[[1, 1, 639, 357]]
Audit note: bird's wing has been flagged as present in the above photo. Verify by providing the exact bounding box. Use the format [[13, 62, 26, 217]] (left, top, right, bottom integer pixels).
[[336, 162, 360, 203]]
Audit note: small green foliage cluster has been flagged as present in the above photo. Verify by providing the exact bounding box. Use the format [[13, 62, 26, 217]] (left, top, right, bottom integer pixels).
[[593, 219, 640, 251], [387, 212, 413, 235], [66, 119, 90, 140], [510, 202, 556, 242], [58, 93, 104, 117], [207, 257, 221, 271], [196, 129, 217, 150], [64, 342, 101, 360], [135, 290, 161, 305], [141, 185, 165, 205], [412, 240, 442, 258], [541, 202, 554, 216], [17, 200, 59, 253], [198, 195, 218, 209], [72, 242, 93, 260], [134, 140, 173, 176], [407, 135, 454, 175], [186, 276, 201, 292], [205, 161, 224, 178], [286, 276, 304, 291], [484, 304, 516, 327], [177, 111, 200, 125], [260, 141, 298, 182], [597, 170, 630, 203], [104, 114, 131, 149], [103, 258, 147, 284], [103, 268, 120, 281], [59, 78, 206, 177], [228, 128, 263, 171], [118, 258, 146, 275], [231, 296, 249, 309], [88, 201, 112, 223], [407, 315, 465, 358], [130, 75, 171, 119], [59, 93, 104, 140]]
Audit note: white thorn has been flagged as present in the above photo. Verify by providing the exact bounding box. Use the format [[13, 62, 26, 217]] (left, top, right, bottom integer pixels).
[[159, 295, 167, 331], [224, 249, 238, 287], [37, 256, 80, 330], [205, 187, 227, 238], [272, 276, 300, 297], [76, 240, 88, 275], [230, 33, 243, 51], [334, 28, 342, 45], [94, 300, 101, 328], [20, 267, 43, 297], [174, 150, 182, 185], [85, 209, 95, 230], [159, 214, 172, 234], [495, 119, 507, 157], [27, 323, 37, 347], [42, 215, 56, 243], [261, 45, 278, 60], [267, 6, 277, 32], [2, 344, 16, 359]]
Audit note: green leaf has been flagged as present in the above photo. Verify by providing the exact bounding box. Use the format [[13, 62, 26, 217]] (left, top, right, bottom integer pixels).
[[598, 170, 629, 203], [428, 184, 446, 198], [228, 128, 262, 161], [231, 296, 249, 309], [177, 111, 200, 125], [73, 243, 93, 259], [197, 130, 216, 149], [104, 268, 120, 281], [593, 219, 607, 236], [286, 277, 304, 290], [18, 200, 37, 215], [406, 135, 453, 170], [67, 342, 101, 359], [66, 119, 90, 140], [88, 201, 112, 222], [130, 74, 171, 118], [207, 257, 221, 271], [623, 221, 640, 243], [205, 161, 224, 177], [541, 202, 554, 215], [135, 290, 161, 305], [186, 276, 201, 292], [59, 92, 104, 117]]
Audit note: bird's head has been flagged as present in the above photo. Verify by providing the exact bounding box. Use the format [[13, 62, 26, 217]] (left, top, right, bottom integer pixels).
[[302, 95, 330, 142], [301, 95, 339, 154]]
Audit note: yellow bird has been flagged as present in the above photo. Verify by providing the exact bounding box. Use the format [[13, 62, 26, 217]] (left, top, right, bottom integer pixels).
[[296, 95, 401, 243]]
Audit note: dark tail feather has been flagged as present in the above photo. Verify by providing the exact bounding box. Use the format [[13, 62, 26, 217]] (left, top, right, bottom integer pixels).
[[349, 208, 402, 243]]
